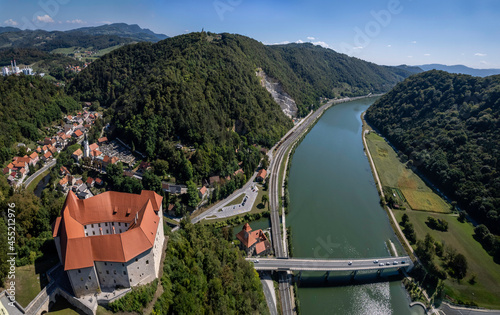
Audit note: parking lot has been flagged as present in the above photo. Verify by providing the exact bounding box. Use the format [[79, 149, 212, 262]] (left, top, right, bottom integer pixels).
[[210, 185, 260, 219]]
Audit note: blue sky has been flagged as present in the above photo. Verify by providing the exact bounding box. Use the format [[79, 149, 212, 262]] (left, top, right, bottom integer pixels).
[[1, 0, 499, 68]]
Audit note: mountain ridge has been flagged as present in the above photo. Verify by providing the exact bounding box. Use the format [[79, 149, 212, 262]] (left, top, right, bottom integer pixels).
[[417, 63, 500, 77]]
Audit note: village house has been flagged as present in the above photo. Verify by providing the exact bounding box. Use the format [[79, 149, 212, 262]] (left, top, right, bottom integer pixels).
[[236, 223, 271, 256], [256, 169, 267, 182], [29, 152, 39, 166], [42, 151, 52, 162], [198, 186, 208, 199], [72, 149, 83, 161]]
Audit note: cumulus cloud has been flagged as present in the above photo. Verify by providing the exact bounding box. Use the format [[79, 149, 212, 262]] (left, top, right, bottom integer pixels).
[[35, 15, 54, 23], [307, 36, 315, 40], [410, 41, 417, 44], [66, 19, 86, 24], [4, 19, 18, 26], [387, 44, 392, 47], [424, 53, 431, 56], [475, 53, 487, 57], [312, 41, 329, 48], [296, 39, 304, 44]]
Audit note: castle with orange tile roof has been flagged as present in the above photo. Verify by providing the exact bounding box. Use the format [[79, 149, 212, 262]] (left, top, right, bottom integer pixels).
[[52, 190, 164, 297]]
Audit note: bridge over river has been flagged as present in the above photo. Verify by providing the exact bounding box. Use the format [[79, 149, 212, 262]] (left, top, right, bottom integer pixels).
[[247, 256, 412, 272]]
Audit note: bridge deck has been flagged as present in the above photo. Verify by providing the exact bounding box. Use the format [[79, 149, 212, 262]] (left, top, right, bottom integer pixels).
[[248, 256, 412, 271]]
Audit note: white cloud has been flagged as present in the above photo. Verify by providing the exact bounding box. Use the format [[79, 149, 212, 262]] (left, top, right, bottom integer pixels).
[[296, 40, 304, 44], [475, 53, 487, 57], [312, 41, 329, 48], [424, 53, 431, 56], [35, 15, 54, 23], [387, 44, 392, 47], [66, 19, 86, 24], [410, 41, 417, 44], [480, 61, 488, 65], [4, 19, 18, 26], [408, 55, 413, 58], [307, 36, 315, 40]]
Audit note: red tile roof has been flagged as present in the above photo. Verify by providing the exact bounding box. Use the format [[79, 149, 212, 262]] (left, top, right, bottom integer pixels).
[[257, 169, 267, 180], [199, 186, 207, 195], [236, 223, 270, 253], [98, 136, 108, 143], [73, 149, 83, 157], [86, 177, 94, 185], [89, 143, 99, 151], [43, 151, 52, 159], [53, 190, 162, 271], [73, 129, 83, 137], [30, 152, 38, 160]]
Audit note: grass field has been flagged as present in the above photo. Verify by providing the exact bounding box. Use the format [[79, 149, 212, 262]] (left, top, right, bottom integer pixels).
[[394, 210, 500, 308], [401, 189, 451, 213], [365, 130, 500, 308], [48, 298, 83, 315], [15, 265, 41, 307], [365, 132, 451, 214]]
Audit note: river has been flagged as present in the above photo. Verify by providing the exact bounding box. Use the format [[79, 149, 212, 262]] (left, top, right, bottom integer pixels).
[[285, 98, 425, 315]]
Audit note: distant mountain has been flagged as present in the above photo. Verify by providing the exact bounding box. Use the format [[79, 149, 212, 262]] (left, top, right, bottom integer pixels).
[[395, 64, 424, 74], [68, 23, 168, 42], [0, 27, 21, 34], [417, 64, 500, 77], [0, 23, 168, 52]]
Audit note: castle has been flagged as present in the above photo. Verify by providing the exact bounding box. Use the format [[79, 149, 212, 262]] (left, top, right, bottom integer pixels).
[[52, 190, 164, 297]]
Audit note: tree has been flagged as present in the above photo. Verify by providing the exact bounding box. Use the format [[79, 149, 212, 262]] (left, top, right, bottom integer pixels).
[[449, 253, 468, 280], [186, 181, 200, 209], [153, 159, 169, 178], [401, 213, 409, 225], [261, 155, 270, 169], [261, 194, 269, 207], [142, 170, 162, 194]]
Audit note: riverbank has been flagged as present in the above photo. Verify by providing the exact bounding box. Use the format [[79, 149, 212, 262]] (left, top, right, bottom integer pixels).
[[362, 113, 500, 310]]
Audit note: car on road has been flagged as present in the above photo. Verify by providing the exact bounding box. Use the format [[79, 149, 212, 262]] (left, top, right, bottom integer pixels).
[[401, 260, 405, 264], [379, 263, 385, 266], [393, 261, 398, 265], [386, 262, 390, 265], [373, 260, 379, 263], [348, 261, 352, 265], [253, 260, 259, 263]]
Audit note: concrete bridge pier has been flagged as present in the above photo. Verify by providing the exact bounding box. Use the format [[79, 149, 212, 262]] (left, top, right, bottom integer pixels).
[[297, 271, 302, 285], [350, 270, 357, 282], [377, 269, 383, 277], [324, 271, 330, 282]]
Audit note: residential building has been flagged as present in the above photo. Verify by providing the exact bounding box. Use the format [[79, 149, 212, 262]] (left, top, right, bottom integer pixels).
[[256, 169, 267, 182]]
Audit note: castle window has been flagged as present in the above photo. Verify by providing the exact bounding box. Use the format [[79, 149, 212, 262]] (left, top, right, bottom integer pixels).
[[78, 269, 81, 273], [92, 231, 95, 235], [106, 229, 109, 233], [122, 263, 124, 267], [119, 229, 122, 233], [112, 222, 114, 226], [105, 222, 108, 226], [85, 233, 88, 236], [98, 223, 101, 227], [135, 258, 138, 262], [85, 285, 88, 290], [118, 222, 121, 226], [106, 270, 109, 274], [123, 271, 126, 275], [88, 276, 91, 280], [91, 224, 94, 228], [104, 262, 107, 266], [114, 270, 116, 275]]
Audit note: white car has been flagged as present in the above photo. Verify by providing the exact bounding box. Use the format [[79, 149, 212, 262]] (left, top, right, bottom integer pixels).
[[379, 262, 385, 266], [253, 260, 259, 263], [373, 260, 379, 264], [348, 261, 352, 265]]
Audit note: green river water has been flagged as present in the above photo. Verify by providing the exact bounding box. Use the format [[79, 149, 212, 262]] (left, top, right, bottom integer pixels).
[[284, 98, 425, 315]]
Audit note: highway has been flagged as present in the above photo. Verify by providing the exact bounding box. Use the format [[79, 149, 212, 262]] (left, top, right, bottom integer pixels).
[[248, 256, 412, 271]]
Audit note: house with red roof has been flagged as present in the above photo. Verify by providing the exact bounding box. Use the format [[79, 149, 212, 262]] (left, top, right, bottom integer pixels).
[[42, 151, 53, 162], [89, 143, 99, 151], [52, 190, 164, 297], [98, 136, 108, 144], [73, 129, 83, 139], [29, 152, 39, 166], [256, 169, 267, 182], [198, 186, 208, 199], [72, 149, 83, 161], [236, 223, 271, 256]]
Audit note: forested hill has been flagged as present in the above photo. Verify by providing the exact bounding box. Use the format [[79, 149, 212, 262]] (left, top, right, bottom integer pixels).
[[0, 75, 80, 164], [366, 70, 500, 233]]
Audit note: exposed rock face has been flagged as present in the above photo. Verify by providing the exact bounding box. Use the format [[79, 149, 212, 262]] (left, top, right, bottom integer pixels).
[[256, 69, 298, 118]]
